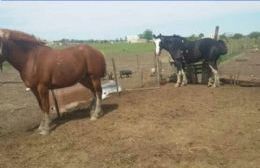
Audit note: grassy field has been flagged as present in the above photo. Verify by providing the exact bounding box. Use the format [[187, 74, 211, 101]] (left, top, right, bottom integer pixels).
[[87, 38, 259, 63], [2, 38, 259, 70], [219, 38, 259, 62], [89, 42, 154, 58]]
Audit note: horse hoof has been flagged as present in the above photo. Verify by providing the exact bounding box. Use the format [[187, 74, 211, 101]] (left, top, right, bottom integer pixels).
[[175, 84, 180, 88], [211, 84, 218, 88], [38, 130, 50, 135], [90, 116, 98, 121]]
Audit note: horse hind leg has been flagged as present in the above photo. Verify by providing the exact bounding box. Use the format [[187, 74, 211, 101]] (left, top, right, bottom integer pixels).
[[79, 79, 96, 116], [208, 77, 214, 87], [181, 69, 188, 86], [80, 78, 103, 120], [90, 78, 103, 120], [174, 61, 183, 87]]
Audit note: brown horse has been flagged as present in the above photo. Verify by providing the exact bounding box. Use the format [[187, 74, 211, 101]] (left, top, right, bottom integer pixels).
[[0, 28, 106, 135]]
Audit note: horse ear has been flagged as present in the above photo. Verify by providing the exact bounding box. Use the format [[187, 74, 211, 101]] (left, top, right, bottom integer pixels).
[[159, 33, 162, 37], [152, 34, 156, 38]]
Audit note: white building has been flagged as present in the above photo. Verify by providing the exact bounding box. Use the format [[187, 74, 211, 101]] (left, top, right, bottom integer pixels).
[[126, 35, 146, 43]]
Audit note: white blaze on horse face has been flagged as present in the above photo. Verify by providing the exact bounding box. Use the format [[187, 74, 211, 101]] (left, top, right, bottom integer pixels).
[[153, 38, 161, 56]]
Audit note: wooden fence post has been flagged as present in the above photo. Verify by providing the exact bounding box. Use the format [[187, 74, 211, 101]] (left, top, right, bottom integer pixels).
[[141, 68, 144, 87], [111, 58, 120, 96], [136, 55, 140, 71], [155, 53, 161, 87], [214, 26, 219, 40]]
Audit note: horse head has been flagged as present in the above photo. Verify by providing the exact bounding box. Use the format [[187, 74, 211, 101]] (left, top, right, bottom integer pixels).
[[153, 34, 163, 56], [217, 40, 228, 55]]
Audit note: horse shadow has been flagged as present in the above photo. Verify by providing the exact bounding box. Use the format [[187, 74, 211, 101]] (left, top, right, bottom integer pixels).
[[27, 103, 118, 133]]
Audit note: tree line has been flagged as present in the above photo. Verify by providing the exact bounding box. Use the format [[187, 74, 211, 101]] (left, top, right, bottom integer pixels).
[[51, 29, 260, 45]]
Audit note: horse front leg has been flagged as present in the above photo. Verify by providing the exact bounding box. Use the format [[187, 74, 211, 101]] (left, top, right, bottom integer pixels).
[[31, 89, 45, 132], [181, 69, 188, 86], [37, 85, 51, 135], [207, 76, 214, 87], [209, 64, 220, 87], [174, 61, 182, 87]]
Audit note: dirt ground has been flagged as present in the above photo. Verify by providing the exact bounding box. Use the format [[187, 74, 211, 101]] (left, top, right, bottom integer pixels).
[[219, 51, 260, 83], [0, 52, 260, 168]]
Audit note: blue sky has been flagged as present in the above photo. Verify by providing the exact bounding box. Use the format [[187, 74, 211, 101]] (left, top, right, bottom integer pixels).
[[0, 1, 260, 40]]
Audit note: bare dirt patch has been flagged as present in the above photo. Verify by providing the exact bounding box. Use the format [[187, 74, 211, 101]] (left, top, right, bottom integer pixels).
[[0, 81, 259, 168], [0, 52, 260, 168], [219, 51, 260, 83]]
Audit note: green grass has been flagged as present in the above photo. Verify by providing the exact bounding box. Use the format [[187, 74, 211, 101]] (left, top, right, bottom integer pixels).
[[219, 37, 259, 63], [89, 42, 154, 58], [51, 42, 154, 58], [1, 62, 12, 70], [3, 38, 259, 70]]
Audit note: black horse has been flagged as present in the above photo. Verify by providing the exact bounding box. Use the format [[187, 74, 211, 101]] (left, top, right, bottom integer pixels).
[[153, 34, 228, 87]]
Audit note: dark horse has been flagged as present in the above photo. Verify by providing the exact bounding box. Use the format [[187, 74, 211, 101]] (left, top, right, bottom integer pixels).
[[153, 34, 227, 87], [0, 29, 106, 135]]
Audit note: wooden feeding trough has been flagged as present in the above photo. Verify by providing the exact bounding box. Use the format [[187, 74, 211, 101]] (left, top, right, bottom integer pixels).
[[49, 80, 122, 117], [49, 83, 93, 116], [184, 61, 211, 84]]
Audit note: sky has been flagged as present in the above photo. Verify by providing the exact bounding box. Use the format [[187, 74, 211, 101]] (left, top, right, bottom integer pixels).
[[0, 1, 260, 41]]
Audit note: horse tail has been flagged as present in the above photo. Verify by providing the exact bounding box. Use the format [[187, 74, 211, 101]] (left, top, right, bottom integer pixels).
[[102, 60, 107, 78], [99, 51, 107, 78]]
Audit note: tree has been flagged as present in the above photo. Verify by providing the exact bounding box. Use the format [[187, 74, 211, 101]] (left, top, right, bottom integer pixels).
[[198, 33, 204, 39], [232, 33, 244, 39], [141, 29, 153, 41], [219, 33, 228, 41], [248, 31, 260, 39], [187, 34, 199, 41]]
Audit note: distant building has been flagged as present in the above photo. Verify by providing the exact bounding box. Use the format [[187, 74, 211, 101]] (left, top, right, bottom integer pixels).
[[126, 35, 146, 43]]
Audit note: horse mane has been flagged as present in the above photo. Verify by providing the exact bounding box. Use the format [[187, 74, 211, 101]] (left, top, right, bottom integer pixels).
[[172, 34, 184, 39], [0, 28, 46, 46]]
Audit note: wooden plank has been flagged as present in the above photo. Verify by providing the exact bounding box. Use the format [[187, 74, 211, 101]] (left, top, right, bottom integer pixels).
[[0, 81, 23, 85], [125, 86, 160, 92], [155, 52, 161, 87], [220, 78, 260, 87]]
